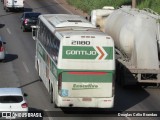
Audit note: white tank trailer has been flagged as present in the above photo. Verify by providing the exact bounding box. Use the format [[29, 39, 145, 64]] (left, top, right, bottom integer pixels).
[[91, 6, 160, 86]]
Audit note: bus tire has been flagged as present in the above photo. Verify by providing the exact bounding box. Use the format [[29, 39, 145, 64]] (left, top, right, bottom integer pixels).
[[54, 102, 58, 108], [50, 86, 53, 103], [37, 62, 40, 76], [50, 85, 58, 108]]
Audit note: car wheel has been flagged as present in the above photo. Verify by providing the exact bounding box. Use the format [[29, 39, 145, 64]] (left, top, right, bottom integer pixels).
[[22, 25, 26, 32], [2, 59, 5, 63]]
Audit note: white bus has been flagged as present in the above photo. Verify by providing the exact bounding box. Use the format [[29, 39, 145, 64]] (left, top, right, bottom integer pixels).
[[33, 14, 115, 108]]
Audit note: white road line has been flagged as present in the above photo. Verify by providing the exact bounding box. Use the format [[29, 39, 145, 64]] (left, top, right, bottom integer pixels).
[[125, 116, 132, 120], [6, 28, 11, 34], [22, 62, 29, 73], [45, 109, 54, 120], [54, 0, 73, 14], [48, 117, 54, 120]]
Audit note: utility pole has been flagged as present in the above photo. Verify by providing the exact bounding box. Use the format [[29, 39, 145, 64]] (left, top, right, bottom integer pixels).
[[132, 0, 136, 8]]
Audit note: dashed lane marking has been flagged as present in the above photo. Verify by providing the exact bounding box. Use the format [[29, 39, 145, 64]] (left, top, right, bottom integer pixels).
[[22, 61, 29, 73], [6, 28, 11, 34]]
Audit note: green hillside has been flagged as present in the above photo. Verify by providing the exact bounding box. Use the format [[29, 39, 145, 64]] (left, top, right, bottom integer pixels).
[[67, 0, 160, 14]]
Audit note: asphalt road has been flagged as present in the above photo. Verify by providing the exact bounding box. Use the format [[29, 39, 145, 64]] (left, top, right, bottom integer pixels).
[[0, 0, 160, 120]]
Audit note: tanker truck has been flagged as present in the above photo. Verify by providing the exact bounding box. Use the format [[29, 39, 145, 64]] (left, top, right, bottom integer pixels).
[[90, 6, 160, 86]]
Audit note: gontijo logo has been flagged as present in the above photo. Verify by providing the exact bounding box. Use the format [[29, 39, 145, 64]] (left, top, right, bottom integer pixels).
[[62, 46, 113, 60]]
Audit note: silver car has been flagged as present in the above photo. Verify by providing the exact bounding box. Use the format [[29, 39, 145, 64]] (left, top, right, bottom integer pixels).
[[0, 36, 6, 61]]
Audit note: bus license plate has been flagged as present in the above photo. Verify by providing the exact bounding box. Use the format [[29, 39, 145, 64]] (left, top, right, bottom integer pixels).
[[82, 98, 92, 101]]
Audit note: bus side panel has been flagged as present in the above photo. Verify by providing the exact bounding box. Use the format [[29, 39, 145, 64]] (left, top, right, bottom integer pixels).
[[36, 42, 50, 91]]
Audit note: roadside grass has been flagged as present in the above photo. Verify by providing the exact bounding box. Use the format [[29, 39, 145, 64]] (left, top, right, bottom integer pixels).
[[67, 0, 160, 14], [137, 0, 160, 14]]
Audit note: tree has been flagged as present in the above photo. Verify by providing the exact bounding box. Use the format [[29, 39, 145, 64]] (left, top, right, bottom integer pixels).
[[132, 0, 136, 8]]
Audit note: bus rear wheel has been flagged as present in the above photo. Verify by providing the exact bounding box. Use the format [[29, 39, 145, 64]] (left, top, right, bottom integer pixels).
[[50, 87, 53, 103], [50, 86, 58, 108], [37, 62, 40, 76]]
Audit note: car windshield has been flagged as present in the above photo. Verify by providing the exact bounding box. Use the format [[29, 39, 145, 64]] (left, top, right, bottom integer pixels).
[[25, 13, 41, 19], [0, 41, 2, 47], [0, 96, 23, 103]]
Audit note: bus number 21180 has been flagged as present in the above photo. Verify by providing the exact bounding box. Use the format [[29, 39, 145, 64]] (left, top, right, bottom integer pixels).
[[71, 41, 90, 45]]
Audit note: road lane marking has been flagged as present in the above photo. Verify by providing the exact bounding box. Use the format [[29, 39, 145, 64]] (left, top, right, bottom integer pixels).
[[6, 28, 11, 34], [54, 0, 73, 14], [22, 61, 29, 73], [48, 117, 54, 120], [45, 109, 54, 120], [125, 116, 132, 120]]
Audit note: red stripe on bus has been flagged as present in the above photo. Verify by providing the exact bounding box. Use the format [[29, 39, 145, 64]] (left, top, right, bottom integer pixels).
[[68, 72, 107, 75]]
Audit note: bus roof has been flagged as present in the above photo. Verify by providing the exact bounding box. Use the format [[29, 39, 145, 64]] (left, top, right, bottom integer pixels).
[[39, 14, 96, 28], [57, 30, 112, 39], [39, 14, 112, 39]]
